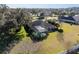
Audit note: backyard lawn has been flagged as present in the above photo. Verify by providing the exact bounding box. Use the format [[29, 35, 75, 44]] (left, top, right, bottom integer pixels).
[[10, 23, 79, 54]]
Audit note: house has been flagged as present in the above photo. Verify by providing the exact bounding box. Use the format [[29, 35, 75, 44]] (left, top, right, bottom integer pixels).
[[59, 15, 79, 24], [27, 20, 57, 39], [31, 20, 56, 32]]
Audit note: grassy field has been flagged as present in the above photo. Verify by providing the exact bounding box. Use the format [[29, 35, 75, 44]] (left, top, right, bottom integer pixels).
[[61, 23, 79, 49], [10, 23, 79, 54]]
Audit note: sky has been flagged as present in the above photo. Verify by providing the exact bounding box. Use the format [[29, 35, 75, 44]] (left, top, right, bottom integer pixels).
[[6, 4, 79, 8]]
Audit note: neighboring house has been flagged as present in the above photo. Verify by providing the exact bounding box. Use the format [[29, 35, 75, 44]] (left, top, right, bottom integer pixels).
[[73, 15, 79, 24], [59, 15, 79, 24], [45, 16, 58, 21]]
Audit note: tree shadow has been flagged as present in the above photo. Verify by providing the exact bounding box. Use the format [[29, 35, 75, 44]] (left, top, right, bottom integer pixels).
[[57, 32, 64, 44], [30, 35, 48, 43]]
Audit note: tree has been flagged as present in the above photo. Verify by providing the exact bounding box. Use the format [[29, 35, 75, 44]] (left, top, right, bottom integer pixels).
[[38, 13, 44, 19], [69, 12, 75, 16], [0, 4, 9, 13]]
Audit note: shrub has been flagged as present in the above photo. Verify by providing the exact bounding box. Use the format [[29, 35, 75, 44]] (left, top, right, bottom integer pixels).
[[58, 29, 63, 33], [16, 26, 27, 39]]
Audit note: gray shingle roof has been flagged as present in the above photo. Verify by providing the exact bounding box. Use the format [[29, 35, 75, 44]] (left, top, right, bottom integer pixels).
[[31, 20, 55, 32], [73, 15, 79, 21]]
